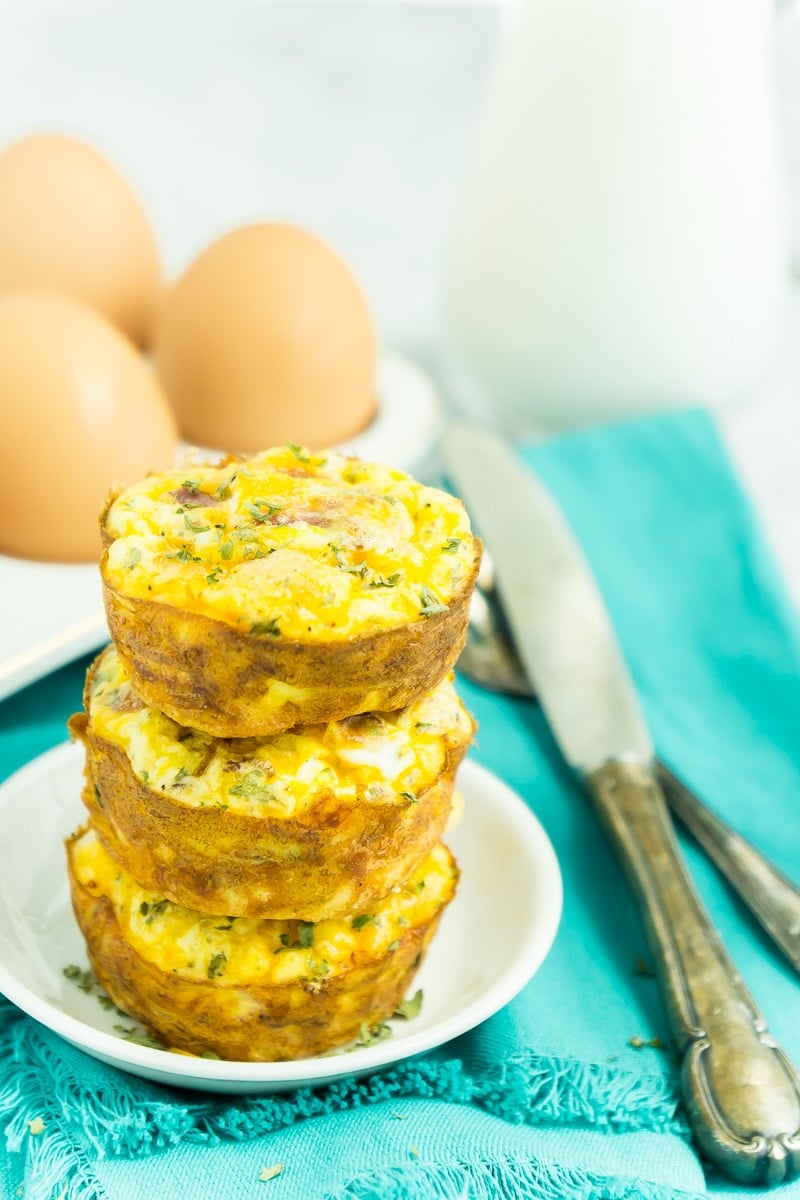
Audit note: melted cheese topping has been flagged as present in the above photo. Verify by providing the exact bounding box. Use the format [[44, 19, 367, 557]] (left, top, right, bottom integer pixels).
[[70, 827, 457, 985], [88, 644, 474, 817], [102, 444, 477, 641]]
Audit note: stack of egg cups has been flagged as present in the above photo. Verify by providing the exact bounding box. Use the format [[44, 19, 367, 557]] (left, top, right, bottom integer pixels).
[[66, 445, 481, 1062]]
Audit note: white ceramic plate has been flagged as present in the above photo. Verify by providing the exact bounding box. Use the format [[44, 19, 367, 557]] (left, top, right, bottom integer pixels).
[[0, 348, 445, 703], [0, 745, 561, 1095]]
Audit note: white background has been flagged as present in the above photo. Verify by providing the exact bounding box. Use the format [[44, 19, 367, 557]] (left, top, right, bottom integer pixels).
[[1, 0, 800, 600]]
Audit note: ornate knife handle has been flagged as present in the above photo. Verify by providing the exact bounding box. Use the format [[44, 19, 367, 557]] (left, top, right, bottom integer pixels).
[[588, 759, 800, 1186]]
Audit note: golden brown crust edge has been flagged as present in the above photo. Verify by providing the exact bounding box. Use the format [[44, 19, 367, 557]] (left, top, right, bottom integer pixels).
[[76, 718, 467, 920], [66, 837, 449, 1062], [99, 541, 481, 738]]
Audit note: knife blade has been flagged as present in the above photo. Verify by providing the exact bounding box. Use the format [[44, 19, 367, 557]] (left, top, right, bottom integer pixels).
[[443, 421, 800, 1186], [445, 424, 650, 773]]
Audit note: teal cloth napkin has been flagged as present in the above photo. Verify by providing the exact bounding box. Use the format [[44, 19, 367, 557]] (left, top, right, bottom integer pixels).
[[1, 408, 799, 1199]]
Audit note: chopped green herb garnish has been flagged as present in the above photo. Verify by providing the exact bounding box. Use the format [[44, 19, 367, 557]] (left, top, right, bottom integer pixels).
[[414, 722, 435, 733], [206, 567, 223, 584], [132, 1034, 166, 1049], [144, 899, 169, 924], [352, 914, 374, 931], [441, 537, 462, 553], [77, 970, 97, 993], [184, 514, 209, 533], [216, 475, 236, 500], [140, 770, 149, 783], [219, 540, 234, 560], [628, 1035, 666, 1050], [229, 769, 278, 804], [274, 921, 315, 954], [113, 1023, 165, 1050], [251, 618, 281, 637], [64, 965, 97, 993], [419, 586, 448, 617], [330, 544, 368, 576], [248, 500, 284, 523], [233, 526, 259, 543], [167, 546, 200, 563], [124, 547, 141, 569], [394, 989, 423, 1020], [367, 572, 401, 589], [139, 901, 150, 916], [207, 952, 227, 979], [400, 791, 418, 804], [182, 479, 200, 492], [287, 443, 310, 462], [387, 940, 400, 953], [352, 1022, 393, 1049], [173, 766, 190, 785], [63, 965, 124, 1016]]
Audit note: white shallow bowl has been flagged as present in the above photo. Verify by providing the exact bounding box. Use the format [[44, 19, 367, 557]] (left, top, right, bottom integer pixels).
[[0, 347, 446, 704], [0, 744, 561, 1095]]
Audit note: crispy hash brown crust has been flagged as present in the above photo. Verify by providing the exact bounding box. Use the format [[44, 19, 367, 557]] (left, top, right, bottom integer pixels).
[[99, 445, 482, 737], [100, 554, 479, 738], [74, 717, 465, 920], [70, 645, 473, 919], [66, 832, 456, 1061]]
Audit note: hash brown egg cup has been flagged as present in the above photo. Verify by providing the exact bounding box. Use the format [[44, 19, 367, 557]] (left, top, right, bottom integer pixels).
[[67, 826, 458, 1062], [100, 444, 481, 737], [71, 644, 474, 921]]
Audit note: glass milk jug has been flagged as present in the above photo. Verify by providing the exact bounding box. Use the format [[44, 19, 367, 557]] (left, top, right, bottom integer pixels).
[[441, 0, 790, 433]]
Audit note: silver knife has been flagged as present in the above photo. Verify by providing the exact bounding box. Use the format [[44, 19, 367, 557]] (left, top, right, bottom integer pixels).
[[443, 422, 800, 1186]]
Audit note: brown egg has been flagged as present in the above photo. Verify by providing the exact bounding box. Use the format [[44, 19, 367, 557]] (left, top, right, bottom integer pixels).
[[0, 292, 178, 563], [155, 223, 377, 452], [0, 134, 161, 347]]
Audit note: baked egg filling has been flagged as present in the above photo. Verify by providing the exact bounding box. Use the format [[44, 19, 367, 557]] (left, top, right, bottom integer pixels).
[[69, 827, 457, 986], [102, 444, 478, 641], [87, 644, 473, 818]]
